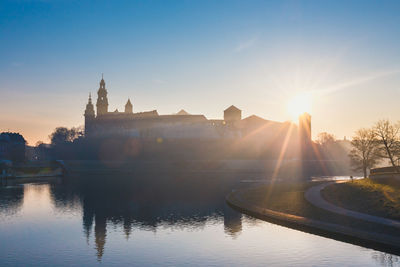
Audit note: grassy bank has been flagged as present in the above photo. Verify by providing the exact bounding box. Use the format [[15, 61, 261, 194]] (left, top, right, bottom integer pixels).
[[232, 181, 400, 236], [237, 182, 320, 217], [322, 178, 400, 220]]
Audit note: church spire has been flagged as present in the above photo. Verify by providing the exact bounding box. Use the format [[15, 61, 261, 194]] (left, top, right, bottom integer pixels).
[[85, 93, 95, 117], [84, 93, 95, 137], [96, 76, 108, 115], [100, 74, 105, 87], [125, 98, 133, 113]]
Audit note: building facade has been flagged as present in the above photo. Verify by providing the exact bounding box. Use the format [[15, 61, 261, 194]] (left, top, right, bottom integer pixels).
[[83, 78, 306, 146], [224, 105, 242, 123], [84, 78, 243, 139]]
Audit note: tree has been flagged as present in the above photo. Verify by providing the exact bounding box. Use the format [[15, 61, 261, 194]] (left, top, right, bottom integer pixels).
[[0, 132, 26, 162], [349, 128, 380, 178], [49, 127, 83, 146], [373, 120, 400, 170], [35, 140, 45, 147], [316, 132, 336, 146]]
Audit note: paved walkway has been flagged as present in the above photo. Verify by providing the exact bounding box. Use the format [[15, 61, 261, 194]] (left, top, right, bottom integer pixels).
[[227, 186, 400, 251], [304, 181, 400, 229]]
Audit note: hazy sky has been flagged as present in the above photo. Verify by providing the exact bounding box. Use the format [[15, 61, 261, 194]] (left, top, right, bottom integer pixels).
[[1, 0, 400, 145]]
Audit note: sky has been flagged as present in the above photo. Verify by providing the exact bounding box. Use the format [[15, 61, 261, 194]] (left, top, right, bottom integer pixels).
[[1, 0, 400, 145]]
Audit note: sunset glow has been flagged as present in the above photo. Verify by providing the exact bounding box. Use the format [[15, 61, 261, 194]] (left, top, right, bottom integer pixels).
[[287, 93, 313, 121], [2, 1, 400, 266]]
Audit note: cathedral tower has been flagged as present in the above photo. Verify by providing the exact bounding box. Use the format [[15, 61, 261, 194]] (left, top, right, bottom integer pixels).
[[299, 112, 312, 159], [84, 93, 95, 136], [125, 99, 133, 113], [96, 75, 108, 115], [299, 112, 311, 145]]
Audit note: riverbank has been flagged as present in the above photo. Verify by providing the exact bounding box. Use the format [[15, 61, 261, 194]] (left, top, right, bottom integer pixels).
[[226, 181, 400, 255], [0, 161, 64, 186], [322, 178, 400, 220]]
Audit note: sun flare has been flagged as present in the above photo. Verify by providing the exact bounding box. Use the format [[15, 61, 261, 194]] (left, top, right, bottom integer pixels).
[[287, 92, 312, 120]]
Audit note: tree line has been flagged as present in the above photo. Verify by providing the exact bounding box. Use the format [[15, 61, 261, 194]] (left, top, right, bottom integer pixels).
[[349, 119, 400, 178], [41, 124, 396, 179]]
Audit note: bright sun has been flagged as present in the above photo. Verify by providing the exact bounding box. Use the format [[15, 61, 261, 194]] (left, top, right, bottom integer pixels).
[[287, 92, 312, 120]]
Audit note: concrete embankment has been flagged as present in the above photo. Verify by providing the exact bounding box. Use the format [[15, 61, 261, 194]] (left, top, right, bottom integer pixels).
[[226, 189, 400, 255]]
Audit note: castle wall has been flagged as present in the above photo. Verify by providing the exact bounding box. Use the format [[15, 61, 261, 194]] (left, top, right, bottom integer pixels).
[[87, 113, 233, 139]]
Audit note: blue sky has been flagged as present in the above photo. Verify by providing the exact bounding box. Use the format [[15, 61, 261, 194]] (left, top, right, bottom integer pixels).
[[1, 0, 400, 144]]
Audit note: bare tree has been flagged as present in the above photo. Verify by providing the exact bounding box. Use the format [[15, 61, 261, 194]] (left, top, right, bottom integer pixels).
[[316, 132, 336, 146], [349, 128, 380, 178], [373, 120, 400, 170]]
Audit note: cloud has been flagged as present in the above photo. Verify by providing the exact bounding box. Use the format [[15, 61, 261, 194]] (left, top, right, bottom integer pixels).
[[314, 68, 400, 96], [234, 37, 258, 53]]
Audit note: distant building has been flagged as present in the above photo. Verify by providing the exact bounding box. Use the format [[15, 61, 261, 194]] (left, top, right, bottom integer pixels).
[[83, 77, 303, 149], [0, 132, 26, 162], [224, 105, 242, 123], [176, 109, 189, 115], [299, 112, 312, 158], [84, 78, 243, 139], [239, 115, 291, 138], [33, 143, 52, 161], [299, 112, 311, 144], [125, 99, 133, 114]]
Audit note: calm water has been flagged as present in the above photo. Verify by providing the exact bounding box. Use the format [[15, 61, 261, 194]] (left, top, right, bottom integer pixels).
[[0, 173, 399, 266]]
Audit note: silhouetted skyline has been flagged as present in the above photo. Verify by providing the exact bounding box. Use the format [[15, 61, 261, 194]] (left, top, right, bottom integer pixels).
[[1, 0, 400, 144]]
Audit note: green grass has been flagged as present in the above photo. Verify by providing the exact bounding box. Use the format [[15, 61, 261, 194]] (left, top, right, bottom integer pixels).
[[322, 178, 400, 220], [235, 181, 400, 236], [240, 182, 319, 217]]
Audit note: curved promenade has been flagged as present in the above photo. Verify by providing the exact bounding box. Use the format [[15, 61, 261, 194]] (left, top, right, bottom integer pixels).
[[305, 181, 400, 229], [226, 187, 400, 255]]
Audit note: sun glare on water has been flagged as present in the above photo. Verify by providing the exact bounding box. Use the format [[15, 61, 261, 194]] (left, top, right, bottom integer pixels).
[[287, 92, 312, 121]]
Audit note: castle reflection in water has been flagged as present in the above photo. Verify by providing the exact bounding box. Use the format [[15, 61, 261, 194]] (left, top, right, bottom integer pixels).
[[0, 171, 246, 260], [2, 173, 399, 266]]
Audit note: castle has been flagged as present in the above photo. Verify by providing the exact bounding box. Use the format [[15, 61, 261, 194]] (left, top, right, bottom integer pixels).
[[84, 77, 244, 139], [84, 77, 311, 146]]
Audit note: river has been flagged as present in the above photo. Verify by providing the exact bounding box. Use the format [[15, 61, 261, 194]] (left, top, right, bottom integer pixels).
[[0, 172, 398, 266]]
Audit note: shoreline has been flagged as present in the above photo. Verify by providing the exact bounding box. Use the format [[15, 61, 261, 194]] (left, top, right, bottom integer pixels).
[[226, 189, 400, 256]]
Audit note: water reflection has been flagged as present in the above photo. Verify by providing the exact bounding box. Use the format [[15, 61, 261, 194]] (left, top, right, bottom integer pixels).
[[0, 174, 399, 266], [0, 185, 24, 217], [47, 173, 244, 260], [371, 252, 400, 267], [224, 205, 242, 237]]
